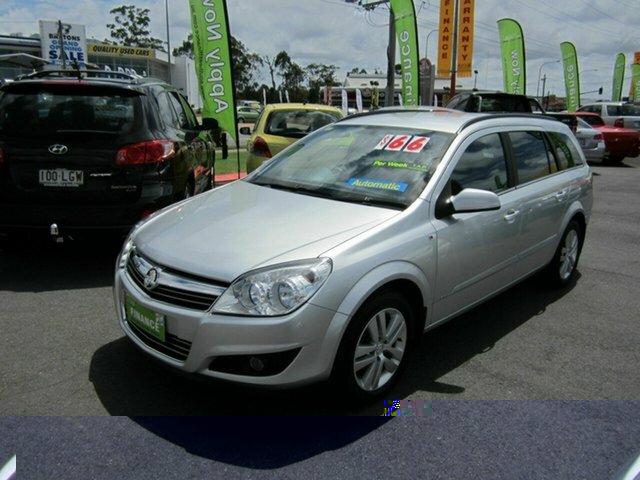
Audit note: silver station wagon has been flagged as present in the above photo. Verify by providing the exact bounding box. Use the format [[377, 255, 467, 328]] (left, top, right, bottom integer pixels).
[[114, 108, 593, 401]]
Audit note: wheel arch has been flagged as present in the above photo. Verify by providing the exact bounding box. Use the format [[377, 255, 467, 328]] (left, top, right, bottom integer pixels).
[[321, 261, 430, 375]]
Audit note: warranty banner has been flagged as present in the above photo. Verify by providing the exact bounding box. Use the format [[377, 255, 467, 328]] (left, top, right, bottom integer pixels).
[[456, 0, 475, 77], [497, 18, 526, 94], [561, 41, 580, 112], [390, 0, 420, 106], [189, 0, 237, 145], [612, 53, 626, 102]]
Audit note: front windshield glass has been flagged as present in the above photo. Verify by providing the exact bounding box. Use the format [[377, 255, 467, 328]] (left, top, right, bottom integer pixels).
[[247, 124, 453, 209]]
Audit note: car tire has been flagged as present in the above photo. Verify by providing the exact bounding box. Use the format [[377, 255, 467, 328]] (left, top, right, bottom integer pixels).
[[332, 290, 415, 402], [606, 154, 624, 164], [237, 117, 245, 123], [546, 220, 583, 288]]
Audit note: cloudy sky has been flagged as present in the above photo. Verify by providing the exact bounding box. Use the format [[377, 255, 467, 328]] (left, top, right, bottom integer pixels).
[[1, 0, 639, 99]]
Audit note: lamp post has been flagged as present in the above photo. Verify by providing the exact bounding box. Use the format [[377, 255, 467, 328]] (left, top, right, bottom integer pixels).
[[424, 28, 438, 61], [473, 69, 478, 90], [536, 60, 560, 99], [165, 0, 171, 83]]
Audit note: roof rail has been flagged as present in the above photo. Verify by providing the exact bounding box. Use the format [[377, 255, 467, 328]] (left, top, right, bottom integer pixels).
[[21, 69, 140, 82]]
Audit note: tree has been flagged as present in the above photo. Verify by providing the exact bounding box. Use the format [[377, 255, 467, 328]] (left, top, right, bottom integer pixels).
[[307, 63, 340, 104], [231, 36, 263, 95], [274, 51, 306, 101], [106, 5, 164, 50], [349, 67, 368, 75], [173, 33, 194, 59]]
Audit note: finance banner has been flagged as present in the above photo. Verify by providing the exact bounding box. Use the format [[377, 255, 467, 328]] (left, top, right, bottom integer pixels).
[[561, 41, 580, 112], [456, 0, 475, 77], [189, 0, 237, 146], [497, 18, 526, 94], [612, 53, 626, 102], [390, 0, 420, 105], [437, 0, 455, 77]]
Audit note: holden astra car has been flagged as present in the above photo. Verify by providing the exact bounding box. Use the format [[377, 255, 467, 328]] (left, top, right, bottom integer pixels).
[[241, 103, 343, 173], [0, 69, 220, 244], [114, 108, 593, 401]]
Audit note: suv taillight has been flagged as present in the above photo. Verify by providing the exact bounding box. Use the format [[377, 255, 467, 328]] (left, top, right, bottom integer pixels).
[[250, 137, 272, 158], [594, 133, 603, 141], [116, 140, 175, 166], [614, 118, 624, 128]]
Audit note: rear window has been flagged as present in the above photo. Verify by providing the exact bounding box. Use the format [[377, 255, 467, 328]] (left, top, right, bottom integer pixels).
[[0, 85, 141, 138], [265, 109, 341, 138], [621, 104, 640, 116]]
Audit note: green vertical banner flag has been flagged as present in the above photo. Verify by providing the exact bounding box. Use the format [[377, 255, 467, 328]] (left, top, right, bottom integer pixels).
[[632, 63, 640, 103], [390, 0, 420, 106], [497, 18, 526, 94], [612, 53, 626, 102], [561, 42, 580, 112], [189, 0, 237, 146]]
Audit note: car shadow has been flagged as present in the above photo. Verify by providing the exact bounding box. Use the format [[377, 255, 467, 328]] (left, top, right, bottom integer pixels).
[[90, 271, 579, 417], [0, 236, 122, 292], [388, 272, 581, 399]]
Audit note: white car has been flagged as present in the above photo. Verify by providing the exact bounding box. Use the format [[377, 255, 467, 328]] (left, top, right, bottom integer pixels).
[[578, 102, 640, 130], [114, 108, 593, 400], [575, 117, 606, 162]]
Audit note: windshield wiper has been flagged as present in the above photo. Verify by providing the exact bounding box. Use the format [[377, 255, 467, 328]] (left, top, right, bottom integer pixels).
[[336, 195, 407, 210]]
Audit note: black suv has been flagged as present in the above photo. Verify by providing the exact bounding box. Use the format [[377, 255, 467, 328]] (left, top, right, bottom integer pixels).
[[446, 91, 545, 113], [0, 69, 222, 243]]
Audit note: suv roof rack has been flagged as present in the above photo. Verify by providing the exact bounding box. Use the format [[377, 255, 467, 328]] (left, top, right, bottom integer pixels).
[[19, 68, 142, 83]]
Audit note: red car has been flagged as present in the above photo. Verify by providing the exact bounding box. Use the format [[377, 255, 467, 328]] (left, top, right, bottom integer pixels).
[[574, 112, 640, 163]]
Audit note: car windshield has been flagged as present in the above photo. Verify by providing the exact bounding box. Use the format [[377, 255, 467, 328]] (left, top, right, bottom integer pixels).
[[580, 115, 604, 127], [0, 86, 140, 138], [247, 124, 453, 209], [264, 109, 342, 138], [576, 117, 593, 129]]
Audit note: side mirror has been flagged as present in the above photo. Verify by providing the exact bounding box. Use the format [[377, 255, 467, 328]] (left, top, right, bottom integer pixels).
[[201, 117, 219, 131], [450, 188, 501, 213], [239, 126, 252, 135]]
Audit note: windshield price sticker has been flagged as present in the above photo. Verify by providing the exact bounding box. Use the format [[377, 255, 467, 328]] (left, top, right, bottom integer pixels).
[[372, 160, 428, 172], [348, 177, 408, 192], [375, 135, 431, 153]]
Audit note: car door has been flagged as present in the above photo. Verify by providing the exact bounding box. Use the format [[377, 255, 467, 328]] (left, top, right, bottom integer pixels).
[[431, 131, 523, 322], [506, 130, 572, 277]]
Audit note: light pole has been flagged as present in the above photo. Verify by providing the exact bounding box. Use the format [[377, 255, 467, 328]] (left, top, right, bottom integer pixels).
[[424, 28, 438, 61], [473, 69, 478, 90], [165, 0, 172, 83], [537, 60, 560, 99]]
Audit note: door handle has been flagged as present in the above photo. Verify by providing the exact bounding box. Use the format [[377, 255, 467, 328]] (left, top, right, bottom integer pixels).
[[503, 209, 520, 223], [555, 189, 568, 201]]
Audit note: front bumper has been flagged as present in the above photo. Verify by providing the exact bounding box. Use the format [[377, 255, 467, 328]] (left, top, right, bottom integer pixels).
[[113, 264, 345, 388]]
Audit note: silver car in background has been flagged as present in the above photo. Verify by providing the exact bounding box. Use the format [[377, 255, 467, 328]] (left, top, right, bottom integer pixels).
[[578, 101, 640, 130], [575, 116, 606, 162], [114, 108, 593, 401]]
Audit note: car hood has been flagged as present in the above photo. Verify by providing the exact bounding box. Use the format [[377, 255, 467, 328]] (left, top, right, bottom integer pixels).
[[133, 181, 398, 282]]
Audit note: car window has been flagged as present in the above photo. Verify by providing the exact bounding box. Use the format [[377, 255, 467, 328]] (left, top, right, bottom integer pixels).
[[0, 88, 139, 138], [167, 92, 190, 129], [606, 105, 622, 116], [621, 104, 640, 115], [547, 131, 584, 170], [156, 91, 179, 128], [265, 110, 341, 138], [176, 93, 198, 128], [580, 114, 604, 127], [450, 133, 509, 194], [509, 131, 552, 184]]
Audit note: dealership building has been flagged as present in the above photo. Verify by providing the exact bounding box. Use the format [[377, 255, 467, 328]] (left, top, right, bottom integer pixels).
[[0, 28, 203, 110]]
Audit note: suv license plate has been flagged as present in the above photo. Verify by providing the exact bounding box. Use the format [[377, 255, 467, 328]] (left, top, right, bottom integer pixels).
[[125, 294, 166, 342], [39, 169, 84, 187]]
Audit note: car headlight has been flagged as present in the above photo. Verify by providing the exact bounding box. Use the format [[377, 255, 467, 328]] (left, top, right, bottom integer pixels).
[[213, 258, 332, 316], [117, 236, 135, 269]]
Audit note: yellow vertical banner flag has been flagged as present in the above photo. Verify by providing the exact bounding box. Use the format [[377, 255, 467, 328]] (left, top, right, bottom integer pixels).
[[456, 0, 475, 77], [437, 0, 454, 77]]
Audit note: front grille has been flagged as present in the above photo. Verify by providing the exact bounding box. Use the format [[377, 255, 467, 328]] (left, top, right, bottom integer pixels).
[[126, 319, 192, 361], [126, 251, 227, 311]]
